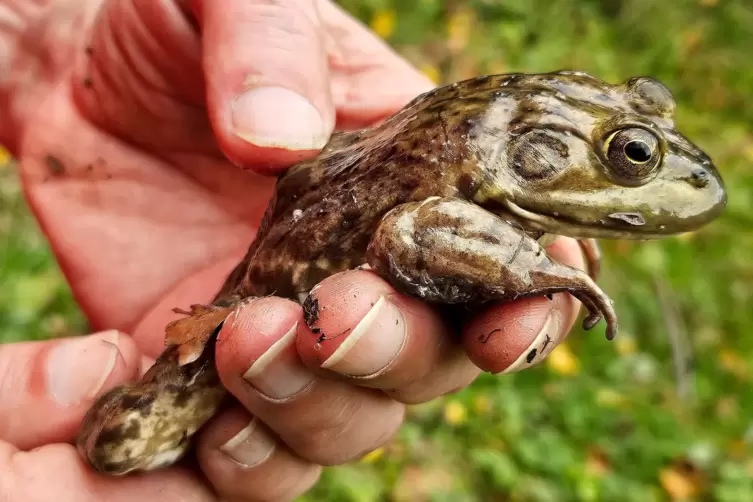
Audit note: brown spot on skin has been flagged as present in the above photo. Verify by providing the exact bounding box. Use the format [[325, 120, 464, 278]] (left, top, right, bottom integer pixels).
[[458, 173, 479, 198], [95, 419, 140, 446], [477, 231, 501, 245], [44, 155, 65, 175], [83, 77, 93, 89], [94, 426, 122, 447], [121, 420, 141, 440], [85, 46, 94, 56], [172, 389, 193, 409]]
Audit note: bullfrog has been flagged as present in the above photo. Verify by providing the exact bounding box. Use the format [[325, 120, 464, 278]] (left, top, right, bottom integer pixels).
[[76, 70, 726, 475]]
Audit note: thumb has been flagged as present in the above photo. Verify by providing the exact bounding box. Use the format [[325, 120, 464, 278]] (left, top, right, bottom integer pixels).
[[193, 0, 335, 174], [0, 330, 142, 450]]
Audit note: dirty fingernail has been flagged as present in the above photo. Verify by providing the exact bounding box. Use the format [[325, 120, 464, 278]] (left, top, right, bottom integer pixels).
[[321, 296, 406, 376], [499, 310, 563, 374], [46, 330, 121, 406], [220, 418, 277, 468], [243, 323, 315, 400], [232, 87, 329, 151]]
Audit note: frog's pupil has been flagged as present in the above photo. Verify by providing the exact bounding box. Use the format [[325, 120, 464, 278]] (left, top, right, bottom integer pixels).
[[624, 140, 652, 163]]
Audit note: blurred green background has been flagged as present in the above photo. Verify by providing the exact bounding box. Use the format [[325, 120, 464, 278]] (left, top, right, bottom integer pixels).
[[2, 0, 752, 500]]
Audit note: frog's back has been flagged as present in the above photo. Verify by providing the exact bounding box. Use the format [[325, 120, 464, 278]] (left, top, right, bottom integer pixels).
[[228, 79, 497, 300]]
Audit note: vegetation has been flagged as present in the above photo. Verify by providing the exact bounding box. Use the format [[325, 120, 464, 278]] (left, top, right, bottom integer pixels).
[[2, 0, 752, 499]]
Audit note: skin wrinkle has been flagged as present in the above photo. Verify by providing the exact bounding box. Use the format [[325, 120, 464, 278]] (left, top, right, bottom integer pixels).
[[108, 2, 178, 100], [80, 2, 215, 152], [128, 0, 199, 94]]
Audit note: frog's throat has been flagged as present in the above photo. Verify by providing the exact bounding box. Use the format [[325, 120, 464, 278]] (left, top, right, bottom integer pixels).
[[499, 199, 672, 240]]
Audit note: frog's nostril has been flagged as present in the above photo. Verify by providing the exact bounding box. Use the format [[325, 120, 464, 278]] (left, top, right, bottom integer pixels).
[[689, 168, 710, 188]]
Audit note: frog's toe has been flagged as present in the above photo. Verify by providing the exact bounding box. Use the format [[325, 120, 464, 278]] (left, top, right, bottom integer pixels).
[[582, 313, 602, 331]]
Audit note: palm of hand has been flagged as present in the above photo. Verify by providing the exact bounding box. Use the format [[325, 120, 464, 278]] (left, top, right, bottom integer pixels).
[[14, 0, 432, 357]]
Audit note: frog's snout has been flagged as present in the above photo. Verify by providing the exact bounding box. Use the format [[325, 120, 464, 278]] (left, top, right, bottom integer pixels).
[[683, 166, 727, 230]]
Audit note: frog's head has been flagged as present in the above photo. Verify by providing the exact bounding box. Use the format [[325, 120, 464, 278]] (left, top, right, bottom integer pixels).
[[473, 71, 726, 239]]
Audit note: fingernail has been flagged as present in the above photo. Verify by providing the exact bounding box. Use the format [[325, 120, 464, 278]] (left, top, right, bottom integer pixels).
[[243, 323, 315, 401], [321, 296, 406, 376], [232, 86, 328, 151], [46, 330, 121, 406], [219, 417, 277, 468], [499, 310, 563, 375]]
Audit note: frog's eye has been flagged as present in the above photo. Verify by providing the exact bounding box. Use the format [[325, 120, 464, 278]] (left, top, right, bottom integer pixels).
[[605, 128, 661, 182]]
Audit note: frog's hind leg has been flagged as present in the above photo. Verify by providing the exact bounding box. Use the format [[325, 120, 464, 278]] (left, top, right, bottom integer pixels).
[[366, 197, 618, 340], [77, 295, 250, 475]]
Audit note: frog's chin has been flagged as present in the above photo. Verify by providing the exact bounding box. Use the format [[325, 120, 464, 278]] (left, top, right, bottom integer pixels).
[[499, 200, 679, 240]]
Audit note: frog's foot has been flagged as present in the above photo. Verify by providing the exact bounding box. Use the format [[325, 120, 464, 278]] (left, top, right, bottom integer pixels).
[[367, 197, 618, 340], [527, 269, 617, 340]]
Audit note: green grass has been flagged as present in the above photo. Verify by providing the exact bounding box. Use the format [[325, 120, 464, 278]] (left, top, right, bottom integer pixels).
[[3, 0, 753, 500]]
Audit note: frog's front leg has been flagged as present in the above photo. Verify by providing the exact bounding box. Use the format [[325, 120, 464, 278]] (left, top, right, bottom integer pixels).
[[366, 197, 617, 340]]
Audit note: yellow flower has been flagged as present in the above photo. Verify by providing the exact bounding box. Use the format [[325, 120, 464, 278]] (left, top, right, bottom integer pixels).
[[595, 388, 626, 409], [546, 343, 580, 376], [719, 349, 749, 378], [361, 447, 384, 463], [615, 336, 637, 356], [0, 145, 11, 166], [370, 9, 396, 39], [473, 394, 491, 414], [446, 8, 474, 52], [443, 400, 467, 425]]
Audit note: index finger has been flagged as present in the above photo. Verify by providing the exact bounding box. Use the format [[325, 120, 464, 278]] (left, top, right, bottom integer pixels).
[[294, 238, 586, 403]]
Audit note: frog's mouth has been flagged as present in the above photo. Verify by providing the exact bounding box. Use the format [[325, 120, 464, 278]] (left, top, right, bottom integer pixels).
[[499, 200, 677, 240]]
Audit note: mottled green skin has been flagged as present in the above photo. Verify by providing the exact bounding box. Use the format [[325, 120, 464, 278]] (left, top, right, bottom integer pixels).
[[77, 71, 726, 475]]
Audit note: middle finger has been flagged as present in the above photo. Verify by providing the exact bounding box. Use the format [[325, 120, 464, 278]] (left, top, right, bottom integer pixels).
[[214, 297, 404, 466]]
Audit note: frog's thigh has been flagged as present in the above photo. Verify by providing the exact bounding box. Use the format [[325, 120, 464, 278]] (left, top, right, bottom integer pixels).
[[366, 197, 618, 339]]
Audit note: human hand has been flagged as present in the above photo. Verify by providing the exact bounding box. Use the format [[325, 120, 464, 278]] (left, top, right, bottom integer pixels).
[[0, 0, 587, 500]]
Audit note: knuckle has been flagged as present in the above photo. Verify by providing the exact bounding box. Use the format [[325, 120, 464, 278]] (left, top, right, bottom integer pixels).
[[287, 397, 404, 465], [290, 397, 355, 464]]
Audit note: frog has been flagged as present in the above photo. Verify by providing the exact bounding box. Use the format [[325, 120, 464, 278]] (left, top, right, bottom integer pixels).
[[76, 70, 726, 475]]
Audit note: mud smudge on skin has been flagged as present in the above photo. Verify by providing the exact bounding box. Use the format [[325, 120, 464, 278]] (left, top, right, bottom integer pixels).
[[45, 155, 65, 176], [478, 328, 502, 344], [303, 296, 320, 327]]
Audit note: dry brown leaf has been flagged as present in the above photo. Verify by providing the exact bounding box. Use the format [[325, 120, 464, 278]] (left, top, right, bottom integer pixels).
[[165, 304, 234, 365]]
